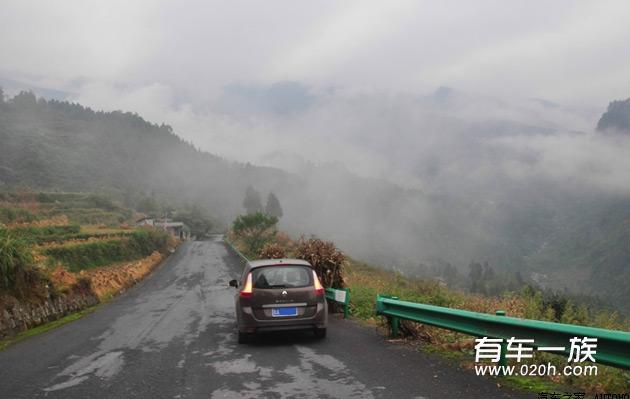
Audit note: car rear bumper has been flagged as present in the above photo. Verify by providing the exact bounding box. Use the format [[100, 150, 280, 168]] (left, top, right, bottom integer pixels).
[[238, 302, 327, 333]]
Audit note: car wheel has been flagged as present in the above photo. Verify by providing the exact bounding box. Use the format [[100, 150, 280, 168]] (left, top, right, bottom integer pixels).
[[238, 331, 253, 344], [313, 327, 327, 339]]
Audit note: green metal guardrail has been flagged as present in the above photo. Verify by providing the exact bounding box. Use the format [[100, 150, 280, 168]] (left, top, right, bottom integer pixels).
[[376, 295, 630, 370], [224, 237, 351, 318], [325, 288, 351, 319], [224, 236, 250, 263]]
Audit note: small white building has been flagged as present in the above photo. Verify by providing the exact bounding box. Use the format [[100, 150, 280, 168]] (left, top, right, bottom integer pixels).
[[136, 217, 155, 227], [136, 217, 190, 239]]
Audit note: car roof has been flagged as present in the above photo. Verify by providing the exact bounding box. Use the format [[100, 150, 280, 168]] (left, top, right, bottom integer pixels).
[[247, 259, 312, 269]]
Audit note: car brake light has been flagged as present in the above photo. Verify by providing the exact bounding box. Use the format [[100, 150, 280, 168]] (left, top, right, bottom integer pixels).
[[313, 270, 324, 296], [240, 273, 253, 298]]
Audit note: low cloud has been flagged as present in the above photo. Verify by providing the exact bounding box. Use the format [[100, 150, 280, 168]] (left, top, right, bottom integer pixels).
[[69, 79, 629, 201]]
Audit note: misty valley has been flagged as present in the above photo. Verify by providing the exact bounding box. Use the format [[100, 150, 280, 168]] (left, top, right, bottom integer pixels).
[[1, 89, 630, 314]]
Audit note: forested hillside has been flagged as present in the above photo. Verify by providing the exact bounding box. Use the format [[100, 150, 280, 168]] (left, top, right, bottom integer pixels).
[[0, 91, 291, 224], [0, 91, 438, 265]]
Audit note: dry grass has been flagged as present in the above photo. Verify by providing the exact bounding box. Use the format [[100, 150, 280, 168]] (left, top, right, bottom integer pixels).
[[258, 243, 287, 259], [6, 215, 70, 229], [81, 251, 165, 300], [294, 237, 346, 288], [344, 259, 630, 393]]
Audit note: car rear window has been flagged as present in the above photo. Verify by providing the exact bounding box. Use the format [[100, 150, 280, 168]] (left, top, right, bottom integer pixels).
[[252, 266, 312, 289]]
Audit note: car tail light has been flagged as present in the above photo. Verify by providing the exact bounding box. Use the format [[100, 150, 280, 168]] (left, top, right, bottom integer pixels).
[[313, 270, 324, 296], [240, 273, 253, 298]]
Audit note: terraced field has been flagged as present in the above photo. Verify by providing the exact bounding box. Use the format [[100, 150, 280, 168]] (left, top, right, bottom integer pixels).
[[0, 192, 175, 337]]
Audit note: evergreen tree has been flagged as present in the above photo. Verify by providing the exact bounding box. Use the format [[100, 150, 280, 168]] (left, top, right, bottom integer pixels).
[[515, 270, 524, 286], [243, 186, 263, 214], [11, 91, 37, 108], [174, 204, 213, 238], [442, 262, 458, 286], [137, 196, 159, 216], [265, 192, 283, 219], [482, 262, 495, 280], [468, 261, 483, 293]]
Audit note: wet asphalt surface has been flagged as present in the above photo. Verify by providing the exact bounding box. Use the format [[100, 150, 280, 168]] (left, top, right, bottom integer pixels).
[[0, 237, 530, 398]]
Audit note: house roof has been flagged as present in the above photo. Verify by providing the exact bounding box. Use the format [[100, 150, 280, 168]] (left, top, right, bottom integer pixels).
[[156, 222, 184, 228]]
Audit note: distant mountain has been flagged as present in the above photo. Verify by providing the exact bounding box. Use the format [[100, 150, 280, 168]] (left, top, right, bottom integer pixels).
[[597, 98, 630, 132], [0, 76, 72, 101]]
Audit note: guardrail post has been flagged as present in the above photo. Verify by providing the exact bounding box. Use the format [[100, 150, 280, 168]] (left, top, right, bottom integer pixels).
[[375, 295, 385, 314], [496, 310, 507, 374], [389, 296, 400, 338], [343, 288, 350, 319], [391, 317, 400, 338]]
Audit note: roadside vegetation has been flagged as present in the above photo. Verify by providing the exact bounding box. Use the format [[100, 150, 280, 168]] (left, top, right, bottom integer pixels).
[[231, 212, 279, 256], [43, 230, 169, 272], [0, 191, 179, 342], [0, 228, 35, 298], [228, 196, 345, 289], [346, 259, 630, 393], [228, 219, 630, 393]]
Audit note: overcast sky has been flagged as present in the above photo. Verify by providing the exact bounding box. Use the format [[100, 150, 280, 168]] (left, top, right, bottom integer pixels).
[[2, 0, 630, 107], [3, 1, 630, 270]]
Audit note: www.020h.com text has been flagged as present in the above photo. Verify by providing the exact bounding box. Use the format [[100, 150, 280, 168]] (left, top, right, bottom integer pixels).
[[475, 362, 597, 377]]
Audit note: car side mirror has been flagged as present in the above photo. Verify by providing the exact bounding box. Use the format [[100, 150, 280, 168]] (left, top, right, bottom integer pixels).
[[229, 279, 238, 288]]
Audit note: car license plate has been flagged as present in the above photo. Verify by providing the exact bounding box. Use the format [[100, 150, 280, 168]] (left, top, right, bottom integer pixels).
[[272, 307, 297, 317]]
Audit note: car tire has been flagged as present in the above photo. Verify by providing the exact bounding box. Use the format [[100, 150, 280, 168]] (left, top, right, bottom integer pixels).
[[313, 327, 327, 339], [238, 331, 252, 344]]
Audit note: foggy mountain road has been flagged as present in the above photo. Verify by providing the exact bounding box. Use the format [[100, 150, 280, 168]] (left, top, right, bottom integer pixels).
[[0, 237, 528, 398]]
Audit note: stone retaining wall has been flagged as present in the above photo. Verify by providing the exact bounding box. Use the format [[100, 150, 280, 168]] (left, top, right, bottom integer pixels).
[[0, 292, 99, 339]]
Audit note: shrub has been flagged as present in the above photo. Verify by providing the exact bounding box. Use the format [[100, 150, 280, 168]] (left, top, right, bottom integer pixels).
[[131, 228, 170, 254], [173, 205, 213, 238], [294, 237, 346, 288], [259, 243, 286, 259], [232, 212, 278, 234], [232, 212, 278, 256], [0, 228, 34, 294], [0, 207, 37, 224], [85, 194, 119, 212], [239, 229, 275, 258], [11, 225, 81, 244], [274, 231, 294, 249]]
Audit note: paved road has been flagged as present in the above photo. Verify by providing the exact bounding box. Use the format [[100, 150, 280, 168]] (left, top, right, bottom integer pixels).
[[0, 238, 529, 398]]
